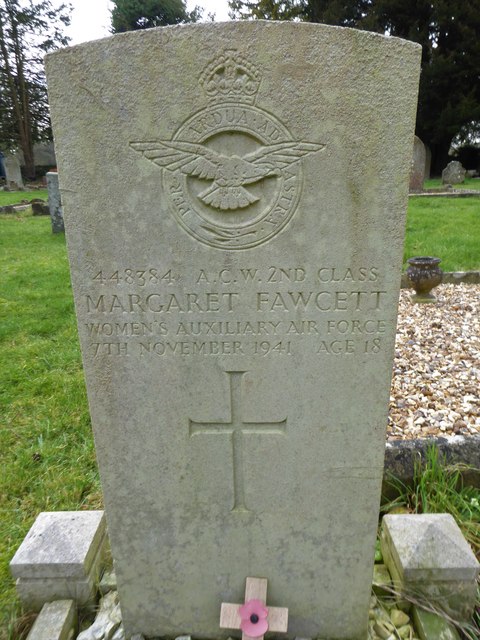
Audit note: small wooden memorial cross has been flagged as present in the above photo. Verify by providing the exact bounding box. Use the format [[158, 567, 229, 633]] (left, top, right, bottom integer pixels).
[[220, 577, 288, 640]]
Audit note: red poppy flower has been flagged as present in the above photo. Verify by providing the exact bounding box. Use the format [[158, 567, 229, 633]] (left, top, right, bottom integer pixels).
[[238, 599, 269, 637]]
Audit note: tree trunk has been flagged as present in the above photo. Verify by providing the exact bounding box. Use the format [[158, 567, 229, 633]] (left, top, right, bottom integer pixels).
[[22, 145, 35, 180], [10, 4, 35, 179], [0, 3, 36, 180]]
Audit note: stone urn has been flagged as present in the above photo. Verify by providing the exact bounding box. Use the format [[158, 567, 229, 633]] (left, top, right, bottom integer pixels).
[[406, 257, 443, 303]]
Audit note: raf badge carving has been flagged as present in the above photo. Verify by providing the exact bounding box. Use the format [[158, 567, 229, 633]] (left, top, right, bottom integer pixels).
[[131, 50, 324, 250]]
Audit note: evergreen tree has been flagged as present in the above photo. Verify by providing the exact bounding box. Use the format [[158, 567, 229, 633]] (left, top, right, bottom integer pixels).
[[229, 0, 480, 174], [229, 0, 366, 24], [361, 0, 480, 174], [228, 0, 304, 20], [111, 0, 202, 33], [0, 0, 71, 179]]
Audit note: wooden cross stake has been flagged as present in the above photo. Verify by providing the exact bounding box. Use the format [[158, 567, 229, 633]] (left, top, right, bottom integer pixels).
[[220, 577, 288, 640]]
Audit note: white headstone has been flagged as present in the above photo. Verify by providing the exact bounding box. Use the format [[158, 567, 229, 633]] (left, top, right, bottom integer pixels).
[[4, 151, 24, 189], [46, 22, 421, 639]]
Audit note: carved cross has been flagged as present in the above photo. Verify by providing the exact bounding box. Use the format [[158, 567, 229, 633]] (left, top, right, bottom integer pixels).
[[220, 577, 288, 640], [189, 371, 287, 512]]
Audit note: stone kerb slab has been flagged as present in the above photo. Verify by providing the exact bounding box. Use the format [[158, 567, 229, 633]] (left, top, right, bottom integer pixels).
[[412, 606, 462, 640], [46, 22, 421, 639], [381, 514, 480, 622], [47, 171, 65, 233], [26, 600, 77, 640], [10, 511, 106, 611]]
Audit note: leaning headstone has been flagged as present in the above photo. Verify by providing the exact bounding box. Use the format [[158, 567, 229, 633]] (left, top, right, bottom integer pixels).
[[46, 22, 421, 639], [409, 135, 426, 192], [442, 160, 466, 184], [4, 151, 24, 189], [47, 172, 64, 232]]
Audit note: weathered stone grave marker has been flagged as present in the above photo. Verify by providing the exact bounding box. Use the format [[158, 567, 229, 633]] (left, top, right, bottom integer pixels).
[[409, 135, 426, 192], [442, 160, 466, 185], [4, 151, 24, 189], [46, 22, 420, 639], [46, 171, 64, 233]]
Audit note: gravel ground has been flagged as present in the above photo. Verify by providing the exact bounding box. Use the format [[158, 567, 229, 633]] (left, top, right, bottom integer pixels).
[[388, 284, 480, 441]]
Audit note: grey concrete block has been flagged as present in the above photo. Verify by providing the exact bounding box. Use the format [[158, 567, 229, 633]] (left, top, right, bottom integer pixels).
[[26, 600, 76, 640], [10, 511, 106, 611], [11, 511, 106, 579], [16, 573, 96, 613], [381, 514, 480, 622]]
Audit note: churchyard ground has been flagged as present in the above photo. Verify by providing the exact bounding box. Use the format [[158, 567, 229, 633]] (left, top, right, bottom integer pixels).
[[0, 190, 48, 207], [0, 193, 479, 636]]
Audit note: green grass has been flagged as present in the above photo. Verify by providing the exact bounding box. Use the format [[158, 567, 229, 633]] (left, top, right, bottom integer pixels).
[[0, 190, 48, 206], [404, 195, 480, 271], [408, 179, 480, 273], [0, 210, 101, 638], [0, 191, 479, 636]]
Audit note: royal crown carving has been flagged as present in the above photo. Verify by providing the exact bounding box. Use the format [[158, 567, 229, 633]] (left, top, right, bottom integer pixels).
[[199, 50, 260, 104]]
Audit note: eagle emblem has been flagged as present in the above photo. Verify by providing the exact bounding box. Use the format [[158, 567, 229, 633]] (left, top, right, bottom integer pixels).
[[130, 140, 324, 211], [129, 50, 326, 249]]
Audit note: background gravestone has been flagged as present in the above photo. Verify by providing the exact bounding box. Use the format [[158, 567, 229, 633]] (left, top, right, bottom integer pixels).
[[47, 172, 64, 233], [442, 160, 466, 185], [17, 142, 57, 169], [4, 152, 24, 189], [33, 142, 56, 167], [46, 22, 421, 640], [409, 135, 426, 192]]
